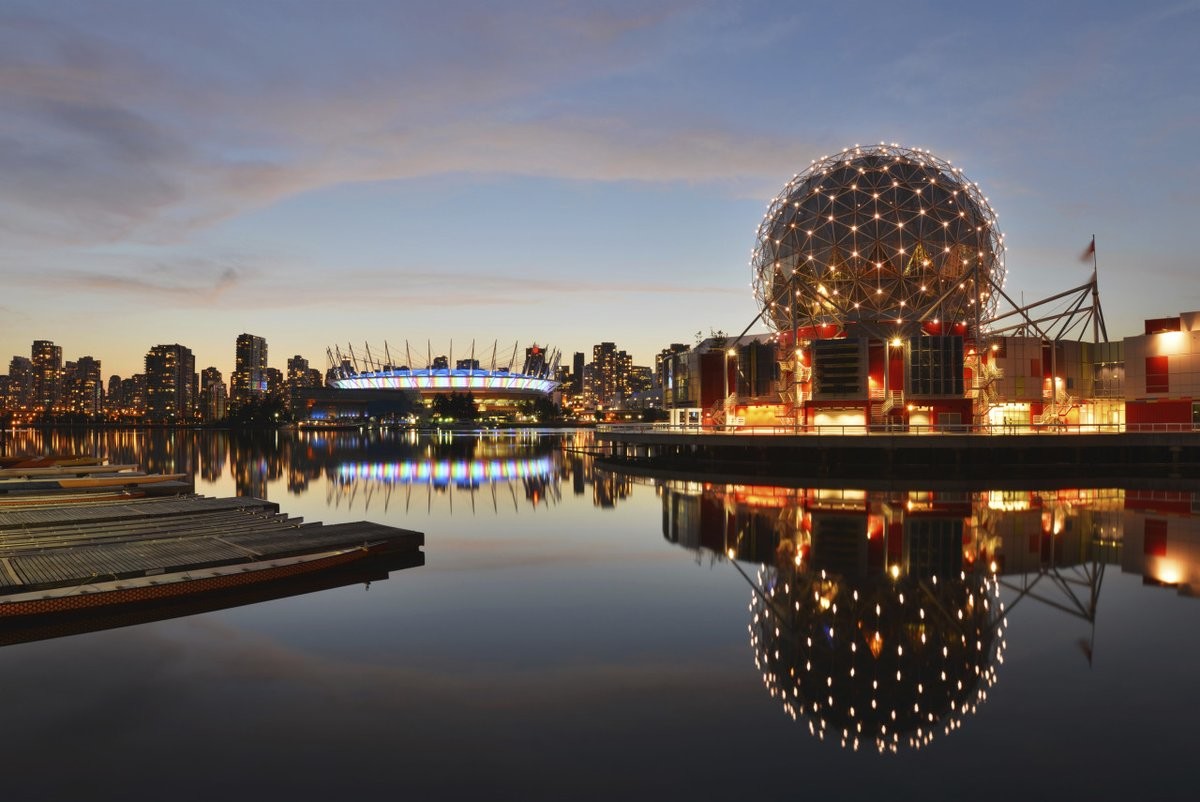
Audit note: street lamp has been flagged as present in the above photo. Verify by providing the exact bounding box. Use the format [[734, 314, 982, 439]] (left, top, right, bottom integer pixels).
[[724, 347, 737, 428]]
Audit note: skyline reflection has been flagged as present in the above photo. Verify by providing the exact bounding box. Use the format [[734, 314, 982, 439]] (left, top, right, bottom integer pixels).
[[5, 428, 1199, 589]]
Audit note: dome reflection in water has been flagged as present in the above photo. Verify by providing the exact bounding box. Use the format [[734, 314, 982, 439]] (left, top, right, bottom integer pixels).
[[749, 547, 1004, 753], [662, 483, 1038, 753]]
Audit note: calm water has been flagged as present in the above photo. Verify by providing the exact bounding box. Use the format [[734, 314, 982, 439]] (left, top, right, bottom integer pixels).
[[1, 428, 1197, 801]]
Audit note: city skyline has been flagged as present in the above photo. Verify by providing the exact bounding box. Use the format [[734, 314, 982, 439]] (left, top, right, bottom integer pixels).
[[1, 1, 1197, 377], [4, 333, 647, 384]]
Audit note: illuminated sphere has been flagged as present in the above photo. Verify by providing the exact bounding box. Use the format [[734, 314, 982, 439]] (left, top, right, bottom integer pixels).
[[749, 559, 1004, 753], [750, 144, 1004, 333]]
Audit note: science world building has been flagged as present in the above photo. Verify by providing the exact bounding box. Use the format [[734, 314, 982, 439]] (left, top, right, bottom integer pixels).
[[661, 142, 1196, 433]]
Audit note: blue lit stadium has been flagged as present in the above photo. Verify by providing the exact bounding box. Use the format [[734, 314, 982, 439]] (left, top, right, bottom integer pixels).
[[326, 341, 560, 401]]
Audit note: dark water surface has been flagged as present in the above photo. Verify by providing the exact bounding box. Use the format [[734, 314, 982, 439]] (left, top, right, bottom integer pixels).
[[1, 428, 1196, 801]]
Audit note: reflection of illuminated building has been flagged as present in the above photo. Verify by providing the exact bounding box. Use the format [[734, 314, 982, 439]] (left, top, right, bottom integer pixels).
[[658, 482, 1165, 586], [305, 430, 628, 513], [750, 558, 1003, 752], [199, 430, 227, 483], [659, 478, 1200, 750], [324, 431, 570, 513], [592, 471, 632, 508], [658, 480, 1005, 751], [1122, 489, 1200, 593], [662, 481, 789, 563], [229, 433, 285, 500]]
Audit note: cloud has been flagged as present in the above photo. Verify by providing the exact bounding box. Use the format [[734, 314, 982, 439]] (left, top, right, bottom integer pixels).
[[0, 100, 190, 244], [0, 3, 820, 248], [290, 268, 745, 311], [35, 261, 246, 302], [1142, 0, 1200, 24], [6, 251, 742, 315]]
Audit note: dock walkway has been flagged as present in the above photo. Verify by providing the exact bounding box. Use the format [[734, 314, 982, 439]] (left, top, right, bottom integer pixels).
[[0, 494, 423, 601]]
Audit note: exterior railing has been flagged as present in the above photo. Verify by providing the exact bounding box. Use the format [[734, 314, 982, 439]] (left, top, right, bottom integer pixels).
[[594, 422, 1200, 436]]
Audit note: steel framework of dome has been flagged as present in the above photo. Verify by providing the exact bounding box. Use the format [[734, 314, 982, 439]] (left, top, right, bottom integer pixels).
[[751, 144, 1005, 338]]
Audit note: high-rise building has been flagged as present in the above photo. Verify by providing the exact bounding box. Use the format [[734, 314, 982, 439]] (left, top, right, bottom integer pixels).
[[200, 367, 228, 422], [31, 339, 63, 411], [5, 356, 35, 411], [64, 356, 103, 416], [125, 375, 147, 418], [284, 355, 322, 406], [572, 352, 585, 394], [105, 374, 135, 418], [145, 344, 195, 422], [232, 333, 268, 409], [591, 342, 633, 407], [555, 365, 571, 388], [264, 367, 284, 399], [629, 365, 653, 394], [287, 355, 310, 385]]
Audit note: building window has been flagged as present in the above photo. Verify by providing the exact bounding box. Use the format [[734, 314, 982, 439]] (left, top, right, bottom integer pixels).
[[812, 339, 864, 398], [908, 336, 963, 396], [1146, 356, 1169, 394]]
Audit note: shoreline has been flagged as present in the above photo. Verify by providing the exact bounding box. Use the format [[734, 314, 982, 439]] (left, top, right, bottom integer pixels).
[[595, 428, 1200, 480]]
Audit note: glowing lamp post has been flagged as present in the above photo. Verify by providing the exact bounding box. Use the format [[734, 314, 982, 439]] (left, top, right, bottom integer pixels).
[[724, 347, 737, 428]]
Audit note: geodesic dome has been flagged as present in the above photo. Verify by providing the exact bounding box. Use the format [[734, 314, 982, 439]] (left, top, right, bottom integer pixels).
[[751, 144, 1005, 336]]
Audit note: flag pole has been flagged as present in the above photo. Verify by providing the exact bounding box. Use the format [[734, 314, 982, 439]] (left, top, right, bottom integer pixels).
[[1091, 235, 1098, 343], [1089, 235, 1107, 342]]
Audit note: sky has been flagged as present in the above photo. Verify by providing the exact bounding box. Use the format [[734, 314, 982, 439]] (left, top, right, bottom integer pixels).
[[1, 0, 1197, 379]]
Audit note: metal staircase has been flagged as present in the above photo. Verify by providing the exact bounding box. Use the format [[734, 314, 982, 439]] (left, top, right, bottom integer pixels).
[[776, 357, 810, 429]]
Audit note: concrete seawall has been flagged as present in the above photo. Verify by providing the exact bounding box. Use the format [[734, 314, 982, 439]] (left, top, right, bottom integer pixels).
[[595, 430, 1200, 480]]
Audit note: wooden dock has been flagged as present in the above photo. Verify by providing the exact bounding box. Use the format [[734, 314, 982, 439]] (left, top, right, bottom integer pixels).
[[0, 494, 424, 619]]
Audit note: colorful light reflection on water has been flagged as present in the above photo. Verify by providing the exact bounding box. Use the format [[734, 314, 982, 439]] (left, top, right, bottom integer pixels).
[[0, 428, 1197, 801]]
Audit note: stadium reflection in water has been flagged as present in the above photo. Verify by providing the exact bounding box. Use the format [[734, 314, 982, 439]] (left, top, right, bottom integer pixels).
[[660, 480, 1196, 750], [319, 430, 632, 512]]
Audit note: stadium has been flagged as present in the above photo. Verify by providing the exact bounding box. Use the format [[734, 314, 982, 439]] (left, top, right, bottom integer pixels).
[[299, 341, 561, 423]]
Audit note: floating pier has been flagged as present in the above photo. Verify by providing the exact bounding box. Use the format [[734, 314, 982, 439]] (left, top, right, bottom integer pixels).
[[0, 494, 424, 620]]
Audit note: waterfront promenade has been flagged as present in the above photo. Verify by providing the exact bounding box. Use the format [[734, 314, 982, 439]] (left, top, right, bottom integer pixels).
[[595, 423, 1200, 480]]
